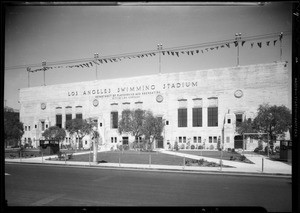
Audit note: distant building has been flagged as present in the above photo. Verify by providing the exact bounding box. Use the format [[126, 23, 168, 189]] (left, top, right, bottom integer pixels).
[[19, 62, 290, 150]]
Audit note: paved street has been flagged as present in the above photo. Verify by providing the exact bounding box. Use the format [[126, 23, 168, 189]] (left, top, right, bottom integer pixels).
[[5, 163, 291, 212]]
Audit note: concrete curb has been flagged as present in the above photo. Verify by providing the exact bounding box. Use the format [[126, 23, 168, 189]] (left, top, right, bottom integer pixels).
[[5, 160, 292, 178]]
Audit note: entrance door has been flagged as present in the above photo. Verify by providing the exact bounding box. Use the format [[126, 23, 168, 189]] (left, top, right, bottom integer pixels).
[[234, 135, 244, 149], [157, 138, 164, 148], [122, 137, 129, 145]]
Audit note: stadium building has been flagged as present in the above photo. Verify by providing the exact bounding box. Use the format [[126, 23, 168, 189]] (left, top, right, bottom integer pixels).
[[19, 61, 290, 151]]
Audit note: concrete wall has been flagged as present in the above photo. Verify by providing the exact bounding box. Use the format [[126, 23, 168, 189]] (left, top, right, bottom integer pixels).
[[19, 62, 290, 150]]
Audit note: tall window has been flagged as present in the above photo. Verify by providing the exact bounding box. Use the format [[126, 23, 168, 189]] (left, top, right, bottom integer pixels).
[[56, 114, 62, 128], [41, 121, 45, 131], [178, 108, 187, 127], [111, 111, 118, 129], [208, 107, 218, 127], [66, 114, 72, 122], [213, 136, 218, 143], [236, 114, 243, 126], [76, 113, 82, 119], [193, 108, 202, 127]]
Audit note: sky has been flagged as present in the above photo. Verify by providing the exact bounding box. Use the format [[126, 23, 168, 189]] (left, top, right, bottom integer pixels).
[[4, 2, 293, 110]]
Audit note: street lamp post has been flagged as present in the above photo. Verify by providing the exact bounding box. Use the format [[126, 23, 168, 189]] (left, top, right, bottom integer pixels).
[[235, 33, 242, 66], [157, 44, 163, 74]]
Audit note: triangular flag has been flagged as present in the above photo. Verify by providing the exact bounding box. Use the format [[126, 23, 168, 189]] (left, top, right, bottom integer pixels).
[[205, 48, 209, 52], [201, 50, 204, 53], [215, 46, 219, 50], [251, 42, 254, 48], [89, 62, 93, 66], [181, 51, 185, 54], [274, 40, 277, 46], [266, 41, 270, 46], [234, 41, 238, 47], [210, 47, 214, 50], [187, 51, 190, 55], [152, 53, 156, 56], [104, 59, 107, 63], [191, 51, 194, 55], [220, 45, 224, 48], [226, 43, 230, 48], [257, 42, 262, 48], [175, 52, 179, 57], [196, 50, 199, 54], [241, 41, 245, 46], [171, 52, 174, 56], [167, 51, 170, 55], [162, 51, 165, 55]]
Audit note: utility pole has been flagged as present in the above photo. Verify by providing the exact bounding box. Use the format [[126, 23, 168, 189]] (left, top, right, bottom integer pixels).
[[94, 53, 99, 80], [235, 33, 242, 66], [157, 44, 163, 74], [42, 61, 46, 86]]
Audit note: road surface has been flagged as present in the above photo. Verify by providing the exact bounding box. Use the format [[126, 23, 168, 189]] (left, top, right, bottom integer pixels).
[[5, 163, 292, 212]]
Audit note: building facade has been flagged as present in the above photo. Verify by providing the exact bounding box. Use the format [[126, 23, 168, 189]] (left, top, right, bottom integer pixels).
[[19, 62, 290, 150]]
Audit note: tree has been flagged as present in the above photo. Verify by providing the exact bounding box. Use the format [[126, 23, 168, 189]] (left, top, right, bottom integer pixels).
[[4, 108, 24, 147], [253, 104, 291, 148], [65, 118, 93, 150], [118, 109, 146, 149], [42, 126, 66, 142], [141, 111, 165, 151]]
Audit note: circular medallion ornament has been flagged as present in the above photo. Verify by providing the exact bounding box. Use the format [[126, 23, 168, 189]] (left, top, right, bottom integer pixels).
[[41, 103, 46, 110], [93, 99, 99, 107], [234, 90, 243, 98], [156, 95, 163, 103]]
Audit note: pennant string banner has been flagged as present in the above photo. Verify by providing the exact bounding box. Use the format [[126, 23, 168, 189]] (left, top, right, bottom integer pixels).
[[28, 32, 287, 73]]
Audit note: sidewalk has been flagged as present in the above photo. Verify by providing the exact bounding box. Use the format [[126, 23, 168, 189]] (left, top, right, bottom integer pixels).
[[5, 149, 292, 177]]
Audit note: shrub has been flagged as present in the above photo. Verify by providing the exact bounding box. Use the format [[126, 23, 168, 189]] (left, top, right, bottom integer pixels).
[[230, 156, 236, 161], [198, 159, 205, 165], [198, 145, 203, 149], [180, 144, 185, 149], [231, 148, 235, 153], [254, 147, 260, 153], [228, 148, 232, 152], [209, 144, 214, 150], [274, 146, 280, 153], [239, 155, 246, 161], [191, 145, 195, 149], [174, 142, 179, 151]]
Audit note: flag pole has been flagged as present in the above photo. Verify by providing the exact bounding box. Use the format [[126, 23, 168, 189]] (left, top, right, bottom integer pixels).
[[279, 32, 283, 61], [235, 33, 241, 66], [42, 61, 46, 86], [94, 53, 99, 80], [27, 67, 31, 87], [157, 44, 162, 74]]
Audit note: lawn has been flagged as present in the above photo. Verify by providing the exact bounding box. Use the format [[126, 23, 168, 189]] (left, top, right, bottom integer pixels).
[[70, 150, 191, 166]]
